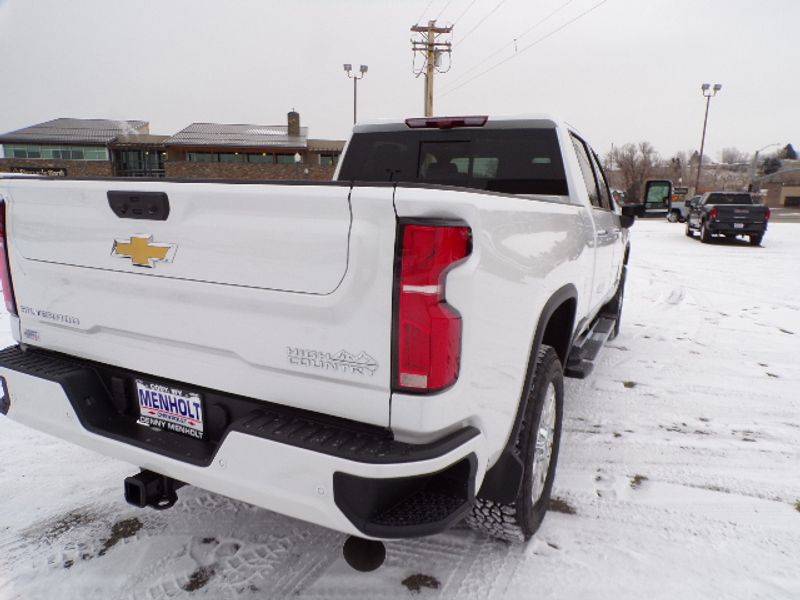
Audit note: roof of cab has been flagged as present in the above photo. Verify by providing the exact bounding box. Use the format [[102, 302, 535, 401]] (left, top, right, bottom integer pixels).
[[352, 114, 562, 134]]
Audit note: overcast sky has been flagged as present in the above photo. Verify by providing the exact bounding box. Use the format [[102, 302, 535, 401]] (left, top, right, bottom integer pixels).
[[0, 0, 796, 160]]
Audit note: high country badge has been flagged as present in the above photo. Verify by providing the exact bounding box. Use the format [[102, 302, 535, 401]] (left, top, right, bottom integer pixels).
[[112, 234, 177, 268]]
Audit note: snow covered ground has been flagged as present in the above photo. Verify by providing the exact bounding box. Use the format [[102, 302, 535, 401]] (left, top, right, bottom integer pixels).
[[1, 220, 798, 600]]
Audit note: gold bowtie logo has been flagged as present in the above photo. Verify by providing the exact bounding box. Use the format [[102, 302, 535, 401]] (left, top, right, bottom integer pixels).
[[112, 235, 177, 268]]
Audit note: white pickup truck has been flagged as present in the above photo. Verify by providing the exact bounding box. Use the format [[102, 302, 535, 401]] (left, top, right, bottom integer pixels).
[[0, 115, 645, 569]]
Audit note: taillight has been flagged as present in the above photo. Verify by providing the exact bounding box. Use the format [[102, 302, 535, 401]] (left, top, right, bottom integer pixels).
[[0, 200, 17, 317], [765, 207, 771, 221], [709, 207, 719, 221], [393, 223, 471, 392]]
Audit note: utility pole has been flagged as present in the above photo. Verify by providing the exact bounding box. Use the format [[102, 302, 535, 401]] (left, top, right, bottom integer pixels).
[[411, 20, 452, 117]]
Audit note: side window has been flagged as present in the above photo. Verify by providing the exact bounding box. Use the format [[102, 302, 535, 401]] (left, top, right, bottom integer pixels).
[[570, 134, 601, 208], [589, 150, 612, 210]]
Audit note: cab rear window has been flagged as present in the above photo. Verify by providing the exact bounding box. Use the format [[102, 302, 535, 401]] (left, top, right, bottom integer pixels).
[[339, 128, 568, 196], [706, 193, 754, 205]]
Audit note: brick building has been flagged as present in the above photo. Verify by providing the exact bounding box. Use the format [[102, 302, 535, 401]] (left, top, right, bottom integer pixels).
[[0, 118, 149, 178], [163, 112, 343, 180], [0, 112, 344, 181]]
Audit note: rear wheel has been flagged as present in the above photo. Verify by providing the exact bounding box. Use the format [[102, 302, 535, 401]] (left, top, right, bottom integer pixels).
[[749, 234, 763, 246], [700, 222, 712, 243], [466, 345, 563, 542], [667, 211, 678, 223]]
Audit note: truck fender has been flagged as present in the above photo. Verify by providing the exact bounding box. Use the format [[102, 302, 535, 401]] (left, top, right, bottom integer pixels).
[[476, 283, 578, 504]]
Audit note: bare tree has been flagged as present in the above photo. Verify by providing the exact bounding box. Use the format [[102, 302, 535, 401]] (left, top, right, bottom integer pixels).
[[720, 147, 750, 165], [667, 151, 691, 184], [606, 142, 659, 202]]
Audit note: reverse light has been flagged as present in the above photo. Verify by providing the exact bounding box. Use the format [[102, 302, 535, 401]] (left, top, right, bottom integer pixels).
[[393, 222, 471, 392], [0, 200, 17, 317], [405, 116, 488, 129]]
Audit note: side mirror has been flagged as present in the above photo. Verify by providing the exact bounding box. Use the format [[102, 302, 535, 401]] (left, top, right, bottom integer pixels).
[[620, 204, 643, 228], [643, 180, 673, 210]]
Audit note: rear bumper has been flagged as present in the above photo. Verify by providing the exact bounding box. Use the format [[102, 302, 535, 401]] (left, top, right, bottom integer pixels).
[[0, 345, 485, 539], [706, 221, 767, 235]]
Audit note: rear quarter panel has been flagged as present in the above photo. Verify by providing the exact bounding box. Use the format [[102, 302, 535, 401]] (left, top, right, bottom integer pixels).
[[391, 184, 595, 466]]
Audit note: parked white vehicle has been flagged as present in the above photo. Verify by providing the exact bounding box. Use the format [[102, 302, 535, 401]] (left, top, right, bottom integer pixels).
[[0, 115, 646, 570]]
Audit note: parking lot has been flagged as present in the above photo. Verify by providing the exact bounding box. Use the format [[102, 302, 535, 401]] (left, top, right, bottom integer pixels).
[[0, 220, 798, 600]]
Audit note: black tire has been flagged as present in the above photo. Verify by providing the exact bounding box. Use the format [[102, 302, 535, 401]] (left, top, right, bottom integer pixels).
[[700, 221, 712, 243], [685, 221, 694, 237], [749, 234, 763, 246], [466, 345, 564, 542]]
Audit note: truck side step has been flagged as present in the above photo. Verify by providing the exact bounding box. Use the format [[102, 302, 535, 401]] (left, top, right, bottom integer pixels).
[[564, 316, 616, 379]]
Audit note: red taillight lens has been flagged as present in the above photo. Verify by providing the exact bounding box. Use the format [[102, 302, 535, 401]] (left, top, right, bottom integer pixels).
[[0, 200, 17, 317], [394, 223, 471, 392], [709, 207, 719, 221], [765, 207, 771, 221]]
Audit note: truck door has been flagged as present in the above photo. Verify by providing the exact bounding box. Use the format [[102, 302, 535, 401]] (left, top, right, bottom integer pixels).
[[589, 148, 621, 289], [570, 134, 616, 310]]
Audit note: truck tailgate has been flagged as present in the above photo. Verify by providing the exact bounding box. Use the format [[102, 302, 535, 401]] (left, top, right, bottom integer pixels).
[[11, 179, 350, 293], [714, 205, 768, 224], [2, 178, 396, 426]]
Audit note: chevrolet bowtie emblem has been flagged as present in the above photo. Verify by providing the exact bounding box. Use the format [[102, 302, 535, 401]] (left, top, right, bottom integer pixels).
[[112, 235, 177, 268]]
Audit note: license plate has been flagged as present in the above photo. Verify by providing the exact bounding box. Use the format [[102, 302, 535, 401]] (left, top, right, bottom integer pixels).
[[136, 379, 204, 439], [734, 223, 744, 229]]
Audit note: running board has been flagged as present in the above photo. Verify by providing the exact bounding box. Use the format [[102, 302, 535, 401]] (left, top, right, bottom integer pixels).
[[564, 316, 616, 379]]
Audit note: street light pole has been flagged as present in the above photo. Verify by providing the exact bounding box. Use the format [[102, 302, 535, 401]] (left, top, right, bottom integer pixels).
[[749, 142, 782, 191], [694, 83, 722, 193], [343, 64, 368, 125]]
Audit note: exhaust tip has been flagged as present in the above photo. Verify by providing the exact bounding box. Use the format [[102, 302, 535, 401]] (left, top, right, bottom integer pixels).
[[342, 536, 386, 572]]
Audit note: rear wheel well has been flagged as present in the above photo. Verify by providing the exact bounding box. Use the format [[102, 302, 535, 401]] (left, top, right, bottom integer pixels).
[[540, 298, 576, 367]]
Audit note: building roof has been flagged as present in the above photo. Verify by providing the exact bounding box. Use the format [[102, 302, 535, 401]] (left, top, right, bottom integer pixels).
[[166, 122, 309, 149], [308, 139, 346, 153], [0, 118, 148, 145], [109, 134, 170, 148]]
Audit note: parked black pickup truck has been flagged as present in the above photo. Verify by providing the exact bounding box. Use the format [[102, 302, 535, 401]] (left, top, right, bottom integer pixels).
[[685, 192, 770, 245]]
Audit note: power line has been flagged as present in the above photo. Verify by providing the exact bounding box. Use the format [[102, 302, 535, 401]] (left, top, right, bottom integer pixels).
[[454, 0, 509, 47], [451, 0, 480, 25], [442, 0, 576, 92], [441, 0, 610, 98], [435, 0, 456, 20], [415, 0, 437, 25]]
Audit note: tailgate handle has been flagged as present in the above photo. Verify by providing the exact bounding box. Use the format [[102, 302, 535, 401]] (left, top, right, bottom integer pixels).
[[107, 191, 170, 221]]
